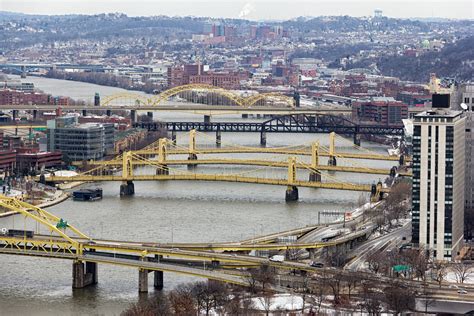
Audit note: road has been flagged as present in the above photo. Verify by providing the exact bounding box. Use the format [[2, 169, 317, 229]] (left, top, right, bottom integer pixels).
[[344, 221, 411, 271]]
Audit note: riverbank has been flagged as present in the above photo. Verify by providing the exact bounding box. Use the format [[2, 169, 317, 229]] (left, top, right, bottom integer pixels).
[[0, 190, 70, 218]]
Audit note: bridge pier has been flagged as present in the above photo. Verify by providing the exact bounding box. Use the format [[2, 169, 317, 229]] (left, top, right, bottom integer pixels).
[[32, 110, 38, 120], [390, 166, 397, 178], [72, 261, 98, 289], [241, 114, 248, 119], [156, 164, 169, 175], [353, 133, 361, 146], [130, 110, 137, 125], [399, 155, 405, 166], [308, 248, 316, 260], [106, 109, 111, 117], [82, 109, 87, 117], [260, 131, 267, 147], [285, 185, 299, 202], [171, 130, 177, 145], [12, 110, 18, 121], [154, 255, 164, 290], [120, 180, 135, 196], [328, 156, 337, 166], [138, 268, 149, 293], [187, 153, 198, 169], [309, 171, 321, 182], [147, 112, 153, 120], [216, 130, 221, 147]]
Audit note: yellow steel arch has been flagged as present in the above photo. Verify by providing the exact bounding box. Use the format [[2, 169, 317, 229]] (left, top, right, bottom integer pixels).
[[152, 84, 244, 107], [0, 195, 90, 246], [101, 93, 154, 107], [245, 92, 295, 108]]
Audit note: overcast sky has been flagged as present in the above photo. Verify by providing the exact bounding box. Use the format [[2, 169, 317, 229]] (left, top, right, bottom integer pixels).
[[1, 0, 473, 20]]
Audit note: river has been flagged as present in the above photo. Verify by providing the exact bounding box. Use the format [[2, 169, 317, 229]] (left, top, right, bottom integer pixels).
[[0, 75, 394, 315]]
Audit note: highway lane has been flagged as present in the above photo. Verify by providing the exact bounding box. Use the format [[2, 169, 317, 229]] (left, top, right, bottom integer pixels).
[[344, 221, 411, 271]]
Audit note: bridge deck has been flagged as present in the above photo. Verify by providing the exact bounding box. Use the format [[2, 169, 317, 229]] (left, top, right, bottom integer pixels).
[[45, 174, 389, 193]]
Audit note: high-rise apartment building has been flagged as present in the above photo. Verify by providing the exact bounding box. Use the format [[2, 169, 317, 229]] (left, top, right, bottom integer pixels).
[[412, 105, 466, 261]]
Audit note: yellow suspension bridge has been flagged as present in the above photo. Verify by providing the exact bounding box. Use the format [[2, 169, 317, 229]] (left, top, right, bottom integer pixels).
[[47, 131, 408, 201]]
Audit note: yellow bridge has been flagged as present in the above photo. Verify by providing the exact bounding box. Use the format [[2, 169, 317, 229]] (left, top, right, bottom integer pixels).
[[0, 196, 366, 292]]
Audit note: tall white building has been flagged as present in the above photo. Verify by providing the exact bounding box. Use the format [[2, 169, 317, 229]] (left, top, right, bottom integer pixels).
[[412, 107, 465, 261]]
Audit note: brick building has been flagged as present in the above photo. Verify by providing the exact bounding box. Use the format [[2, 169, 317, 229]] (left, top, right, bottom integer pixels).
[[352, 97, 408, 126]]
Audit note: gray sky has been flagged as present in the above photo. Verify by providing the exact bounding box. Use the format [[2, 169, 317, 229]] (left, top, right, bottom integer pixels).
[[1, 0, 473, 20]]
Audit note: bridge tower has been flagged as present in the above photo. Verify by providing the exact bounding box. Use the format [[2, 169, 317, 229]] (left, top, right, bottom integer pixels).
[[187, 129, 198, 169], [309, 142, 321, 182], [156, 138, 169, 175], [285, 157, 299, 202], [120, 151, 135, 196], [328, 132, 337, 166]]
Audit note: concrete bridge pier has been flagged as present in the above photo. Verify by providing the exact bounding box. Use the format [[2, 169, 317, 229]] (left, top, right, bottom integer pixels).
[[106, 109, 111, 117], [130, 110, 137, 125], [72, 260, 98, 289], [147, 112, 153, 120], [399, 155, 405, 166], [260, 131, 267, 146], [285, 185, 299, 202], [216, 130, 222, 147], [308, 248, 316, 260], [120, 180, 135, 196], [138, 268, 149, 293], [204, 115, 211, 124], [187, 153, 198, 169], [32, 109, 38, 120], [327, 156, 337, 166], [154, 255, 164, 290], [309, 171, 321, 182], [156, 165, 169, 175], [353, 133, 361, 146], [390, 166, 397, 178], [171, 130, 177, 145], [82, 109, 87, 117]]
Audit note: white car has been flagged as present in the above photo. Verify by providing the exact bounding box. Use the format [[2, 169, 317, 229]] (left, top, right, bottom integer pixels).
[[457, 289, 468, 294]]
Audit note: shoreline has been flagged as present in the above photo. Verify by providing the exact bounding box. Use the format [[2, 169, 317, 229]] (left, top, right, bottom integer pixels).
[[0, 190, 71, 218]]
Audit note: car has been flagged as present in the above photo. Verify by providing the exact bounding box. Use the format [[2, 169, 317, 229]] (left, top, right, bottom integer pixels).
[[309, 261, 324, 268], [457, 289, 468, 294]]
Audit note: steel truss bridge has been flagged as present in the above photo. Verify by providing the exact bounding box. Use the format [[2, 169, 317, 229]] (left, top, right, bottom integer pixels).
[[135, 114, 405, 146]]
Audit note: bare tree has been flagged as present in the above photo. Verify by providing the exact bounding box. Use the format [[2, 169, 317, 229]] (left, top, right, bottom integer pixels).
[[358, 281, 383, 316], [122, 292, 170, 316], [432, 261, 448, 287], [384, 282, 416, 315], [367, 251, 385, 274], [402, 248, 429, 281], [452, 262, 473, 284], [247, 264, 276, 292], [191, 281, 228, 316], [258, 292, 274, 316], [168, 284, 196, 316]]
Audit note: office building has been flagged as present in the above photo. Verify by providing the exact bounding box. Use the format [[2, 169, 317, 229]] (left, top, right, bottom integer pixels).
[[451, 83, 474, 209], [46, 116, 114, 161], [412, 103, 465, 260]]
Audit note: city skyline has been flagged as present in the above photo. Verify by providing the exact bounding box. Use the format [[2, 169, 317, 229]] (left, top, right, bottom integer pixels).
[[1, 0, 473, 20]]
